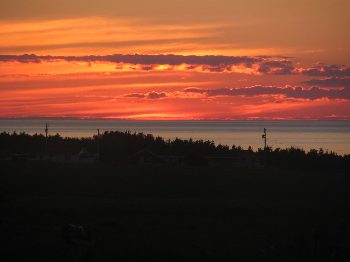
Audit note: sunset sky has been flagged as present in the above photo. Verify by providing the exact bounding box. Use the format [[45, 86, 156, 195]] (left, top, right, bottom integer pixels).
[[0, 0, 349, 120]]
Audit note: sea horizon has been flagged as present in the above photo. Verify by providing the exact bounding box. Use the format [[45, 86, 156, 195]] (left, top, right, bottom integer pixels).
[[1, 119, 349, 155], [1, 117, 349, 121]]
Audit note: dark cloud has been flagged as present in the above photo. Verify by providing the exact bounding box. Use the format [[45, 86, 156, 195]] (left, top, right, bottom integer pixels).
[[303, 77, 350, 88], [2, 53, 350, 78], [124, 91, 166, 99], [147, 91, 167, 99], [183, 87, 207, 93], [0, 53, 262, 67], [301, 65, 350, 77], [0, 53, 296, 74], [184, 86, 350, 100], [257, 60, 294, 75], [124, 93, 145, 98], [0, 54, 42, 63]]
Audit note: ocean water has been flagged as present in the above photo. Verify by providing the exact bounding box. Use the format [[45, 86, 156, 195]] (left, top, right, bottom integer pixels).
[[0, 120, 349, 155]]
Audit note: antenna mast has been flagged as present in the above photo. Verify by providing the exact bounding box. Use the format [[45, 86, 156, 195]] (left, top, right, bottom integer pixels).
[[262, 128, 267, 150]]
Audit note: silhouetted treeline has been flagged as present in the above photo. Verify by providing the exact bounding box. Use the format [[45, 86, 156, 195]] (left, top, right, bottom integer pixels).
[[259, 146, 350, 172], [0, 132, 96, 157], [0, 131, 349, 171], [99, 131, 225, 160]]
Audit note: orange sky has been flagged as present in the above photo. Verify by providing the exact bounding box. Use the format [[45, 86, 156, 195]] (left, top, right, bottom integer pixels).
[[0, 0, 349, 120]]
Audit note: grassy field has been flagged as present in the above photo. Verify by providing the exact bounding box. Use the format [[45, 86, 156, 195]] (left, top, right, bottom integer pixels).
[[1, 161, 350, 261]]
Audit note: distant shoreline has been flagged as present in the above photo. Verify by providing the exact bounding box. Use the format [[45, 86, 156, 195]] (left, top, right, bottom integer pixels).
[[1, 119, 349, 155]]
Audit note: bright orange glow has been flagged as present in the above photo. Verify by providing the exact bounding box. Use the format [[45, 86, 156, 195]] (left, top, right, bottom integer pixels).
[[0, 2, 350, 120]]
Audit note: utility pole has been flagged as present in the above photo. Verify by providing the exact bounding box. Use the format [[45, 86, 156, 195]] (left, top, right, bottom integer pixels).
[[45, 123, 49, 157], [262, 128, 267, 167], [262, 128, 267, 150]]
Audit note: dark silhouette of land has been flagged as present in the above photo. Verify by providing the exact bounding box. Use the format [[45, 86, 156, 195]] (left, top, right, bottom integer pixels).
[[1, 131, 350, 261], [0, 131, 349, 170]]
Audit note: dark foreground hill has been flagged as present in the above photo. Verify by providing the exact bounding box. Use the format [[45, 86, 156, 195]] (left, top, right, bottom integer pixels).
[[1, 161, 350, 261]]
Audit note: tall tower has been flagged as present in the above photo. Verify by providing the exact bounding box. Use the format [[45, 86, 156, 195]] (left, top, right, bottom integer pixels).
[[262, 128, 267, 150]]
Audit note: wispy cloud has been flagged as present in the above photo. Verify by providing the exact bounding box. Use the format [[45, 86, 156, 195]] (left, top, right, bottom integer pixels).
[[303, 77, 350, 88], [298, 64, 350, 77], [2, 54, 350, 79], [0, 53, 261, 66], [0, 17, 234, 55], [184, 86, 350, 100]]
